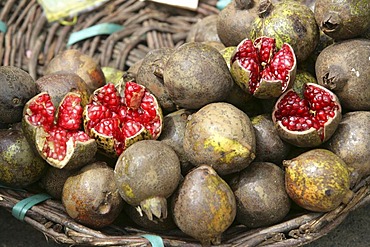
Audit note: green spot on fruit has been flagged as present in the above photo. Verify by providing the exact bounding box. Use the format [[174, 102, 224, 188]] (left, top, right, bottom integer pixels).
[[121, 184, 135, 199], [204, 135, 252, 164]]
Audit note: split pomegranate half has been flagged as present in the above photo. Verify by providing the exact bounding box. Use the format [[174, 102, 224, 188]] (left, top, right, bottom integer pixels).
[[272, 83, 342, 147], [23, 92, 97, 169], [83, 81, 163, 157], [230, 36, 297, 99]]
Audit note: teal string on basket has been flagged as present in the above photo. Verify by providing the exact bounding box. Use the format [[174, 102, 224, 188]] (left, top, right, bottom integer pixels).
[[11, 193, 52, 221], [67, 23, 124, 47], [0, 21, 7, 33], [141, 234, 164, 247]]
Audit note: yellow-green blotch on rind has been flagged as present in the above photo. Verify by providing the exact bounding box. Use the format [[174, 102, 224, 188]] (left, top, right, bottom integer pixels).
[[204, 135, 253, 164]]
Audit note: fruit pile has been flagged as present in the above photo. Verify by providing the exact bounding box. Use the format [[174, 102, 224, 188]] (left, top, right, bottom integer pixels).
[[0, 0, 369, 246]]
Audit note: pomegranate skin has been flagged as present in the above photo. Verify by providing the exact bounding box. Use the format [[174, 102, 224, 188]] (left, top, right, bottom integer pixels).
[[62, 162, 124, 229], [250, 0, 319, 62], [272, 83, 342, 148], [315, 38, 370, 111], [172, 165, 236, 246], [284, 149, 353, 212], [324, 111, 370, 185], [183, 102, 256, 176]]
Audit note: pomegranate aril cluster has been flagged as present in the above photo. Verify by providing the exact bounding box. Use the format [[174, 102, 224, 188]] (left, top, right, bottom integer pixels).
[[274, 84, 338, 132], [233, 37, 295, 94], [27, 94, 55, 128]]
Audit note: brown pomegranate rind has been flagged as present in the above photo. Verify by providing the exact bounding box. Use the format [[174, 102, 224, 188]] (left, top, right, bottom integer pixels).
[[272, 83, 342, 147]]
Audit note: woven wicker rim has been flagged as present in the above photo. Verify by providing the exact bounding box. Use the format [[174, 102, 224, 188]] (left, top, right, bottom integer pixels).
[[0, 176, 369, 246]]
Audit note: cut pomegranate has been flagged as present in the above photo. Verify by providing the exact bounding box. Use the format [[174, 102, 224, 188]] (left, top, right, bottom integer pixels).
[[83, 81, 163, 157], [23, 92, 97, 169], [272, 83, 342, 147], [231, 37, 296, 99]]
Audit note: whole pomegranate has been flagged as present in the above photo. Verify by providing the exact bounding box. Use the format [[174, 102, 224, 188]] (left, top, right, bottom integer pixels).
[[83, 81, 163, 158], [62, 161, 124, 228], [250, 0, 319, 62], [159, 109, 195, 175], [186, 15, 221, 43], [272, 83, 341, 147], [0, 66, 38, 124], [315, 38, 370, 111], [183, 102, 256, 175], [314, 0, 370, 40], [22, 92, 97, 170], [230, 36, 297, 99], [172, 165, 236, 246], [114, 140, 181, 221], [324, 111, 370, 186], [216, 0, 259, 46], [230, 162, 291, 228], [284, 149, 353, 212], [136, 47, 176, 114], [44, 49, 105, 94], [251, 114, 291, 164], [0, 128, 47, 188], [163, 42, 233, 110]]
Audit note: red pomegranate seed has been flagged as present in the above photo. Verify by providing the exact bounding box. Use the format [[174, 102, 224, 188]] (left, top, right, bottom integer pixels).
[[275, 84, 338, 132]]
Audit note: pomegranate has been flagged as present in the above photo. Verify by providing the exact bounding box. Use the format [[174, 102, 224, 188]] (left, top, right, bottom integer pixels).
[[35, 72, 90, 108], [62, 161, 124, 229], [22, 92, 97, 170], [272, 83, 341, 147], [0, 128, 47, 188], [284, 149, 353, 212], [315, 38, 370, 111], [0, 66, 38, 124], [83, 81, 163, 158], [44, 49, 105, 94], [186, 15, 221, 43], [114, 140, 181, 221], [183, 102, 256, 176], [172, 165, 236, 246], [314, 0, 370, 41], [230, 162, 291, 228], [249, 0, 319, 62], [163, 42, 233, 110], [230, 36, 296, 99], [216, 0, 258, 47]]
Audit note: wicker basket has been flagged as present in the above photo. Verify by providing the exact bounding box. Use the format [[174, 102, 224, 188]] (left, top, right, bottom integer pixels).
[[1, 0, 370, 246], [0, 0, 219, 79]]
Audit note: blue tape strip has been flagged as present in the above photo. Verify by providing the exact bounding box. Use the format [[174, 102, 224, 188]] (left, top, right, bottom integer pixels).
[[12, 193, 52, 221], [67, 23, 124, 47], [0, 21, 7, 33], [141, 234, 164, 247], [216, 0, 232, 10]]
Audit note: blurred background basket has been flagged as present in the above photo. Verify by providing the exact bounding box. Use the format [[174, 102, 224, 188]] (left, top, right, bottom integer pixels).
[[1, 0, 370, 246], [0, 0, 219, 79]]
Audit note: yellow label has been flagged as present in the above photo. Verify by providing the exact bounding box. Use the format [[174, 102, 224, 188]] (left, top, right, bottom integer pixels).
[[37, 0, 108, 22]]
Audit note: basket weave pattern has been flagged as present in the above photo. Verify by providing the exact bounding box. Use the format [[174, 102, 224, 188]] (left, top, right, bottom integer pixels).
[[1, 0, 370, 246]]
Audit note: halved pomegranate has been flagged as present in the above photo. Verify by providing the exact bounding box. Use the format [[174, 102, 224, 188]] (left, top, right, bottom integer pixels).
[[230, 36, 297, 99], [23, 92, 97, 169], [272, 83, 342, 147], [83, 81, 163, 157]]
